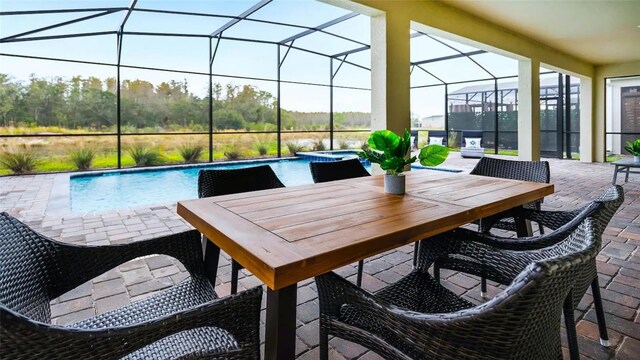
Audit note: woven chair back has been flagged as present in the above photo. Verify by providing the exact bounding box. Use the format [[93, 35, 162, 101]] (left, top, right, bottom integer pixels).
[[198, 165, 285, 198], [0, 213, 56, 322], [309, 159, 370, 183], [470, 157, 550, 184]]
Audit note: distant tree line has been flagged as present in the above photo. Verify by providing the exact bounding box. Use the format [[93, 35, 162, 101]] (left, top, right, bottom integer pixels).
[[0, 74, 370, 132]]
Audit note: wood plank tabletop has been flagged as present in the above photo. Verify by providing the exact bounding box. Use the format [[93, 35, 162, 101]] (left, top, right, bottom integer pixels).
[[177, 170, 554, 290]]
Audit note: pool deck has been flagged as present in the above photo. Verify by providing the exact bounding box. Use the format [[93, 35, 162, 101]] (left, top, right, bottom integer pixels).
[[1, 154, 639, 359]]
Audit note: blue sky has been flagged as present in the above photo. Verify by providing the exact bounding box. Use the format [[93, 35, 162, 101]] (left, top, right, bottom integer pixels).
[[0, 0, 545, 119]]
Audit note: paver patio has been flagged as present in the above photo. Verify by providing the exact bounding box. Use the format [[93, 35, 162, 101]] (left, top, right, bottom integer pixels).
[[1, 154, 638, 359]]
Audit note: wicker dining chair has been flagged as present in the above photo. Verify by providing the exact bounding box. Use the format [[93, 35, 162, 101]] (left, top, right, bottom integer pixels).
[[198, 165, 285, 294], [427, 185, 624, 357], [315, 217, 601, 360], [0, 212, 262, 360], [310, 159, 370, 287], [470, 156, 550, 235], [309, 158, 370, 184]]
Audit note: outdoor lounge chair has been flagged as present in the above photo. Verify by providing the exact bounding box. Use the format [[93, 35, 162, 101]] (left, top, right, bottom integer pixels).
[[426, 130, 447, 147], [310, 159, 370, 287], [198, 165, 285, 295], [315, 216, 601, 360], [460, 130, 485, 158], [428, 185, 624, 357], [0, 212, 262, 360]]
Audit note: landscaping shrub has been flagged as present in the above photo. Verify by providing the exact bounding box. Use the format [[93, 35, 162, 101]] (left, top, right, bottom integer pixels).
[[178, 143, 204, 163], [255, 143, 268, 156], [223, 143, 241, 160], [0, 148, 40, 174], [339, 141, 350, 150], [312, 140, 326, 151], [69, 148, 95, 170], [127, 144, 162, 166], [285, 142, 305, 155]]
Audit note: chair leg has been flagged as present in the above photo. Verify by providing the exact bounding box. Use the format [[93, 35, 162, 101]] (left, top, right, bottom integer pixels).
[[591, 277, 610, 346], [433, 263, 440, 283], [356, 260, 364, 287], [563, 294, 580, 360], [319, 326, 329, 360], [413, 241, 419, 268], [538, 222, 545, 235], [231, 259, 240, 295], [480, 276, 487, 299]]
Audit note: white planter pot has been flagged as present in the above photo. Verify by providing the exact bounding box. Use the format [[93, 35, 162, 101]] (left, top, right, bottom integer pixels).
[[634, 155, 640, 163], [384, 174, 405, 195]]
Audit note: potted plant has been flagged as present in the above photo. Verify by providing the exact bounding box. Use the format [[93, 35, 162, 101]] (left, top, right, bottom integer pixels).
[[358, 129, 449, 194], [625, 138, 640, 163]]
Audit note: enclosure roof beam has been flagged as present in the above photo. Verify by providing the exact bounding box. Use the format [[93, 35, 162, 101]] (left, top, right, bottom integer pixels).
[[0, 7, 127, 15], [415, 64, 446, 84], [279, 12, 358, 44], [332, 45, 370, 58], [210, 0, 271, 37], [117, 0, 138, 65], [412, 50, 486, 66], [0, 31, 118, 43], [0, 9, 122, 41], [118, 0, 138, 33], [417, 30, 496, 78]]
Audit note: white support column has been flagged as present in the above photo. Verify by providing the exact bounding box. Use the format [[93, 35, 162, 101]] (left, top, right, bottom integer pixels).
[[370, 12, 410, 135], [579, 77, 594, 162], [517, 58, 541, 161]]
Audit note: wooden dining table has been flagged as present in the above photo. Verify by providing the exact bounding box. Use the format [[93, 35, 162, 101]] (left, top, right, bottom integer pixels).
[[177, 169, 554, 360]]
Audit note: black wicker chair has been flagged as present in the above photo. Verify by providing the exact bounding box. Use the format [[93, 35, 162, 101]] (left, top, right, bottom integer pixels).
[[198, 165, 285, 294], [470, 157, 551, 235], [0, 212, 262, 360], [310, 159, 370, 287], [309, 158, 370, 184], [428, 185, 624, 358], [316, 217, 601, 360], [452, 157, 551, 297]]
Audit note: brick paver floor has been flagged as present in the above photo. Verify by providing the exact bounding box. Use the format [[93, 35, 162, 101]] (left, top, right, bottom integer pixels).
[[1, 154, 638, 359]]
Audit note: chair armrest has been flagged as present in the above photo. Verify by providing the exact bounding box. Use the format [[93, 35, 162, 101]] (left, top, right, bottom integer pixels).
[[521, 208, 583, 231], [0, 286, 262, 360], [447, 225, 580, 251], [425, 216, 599, 285], [315, 271, 540, 358], [51, 230, 204, 298]]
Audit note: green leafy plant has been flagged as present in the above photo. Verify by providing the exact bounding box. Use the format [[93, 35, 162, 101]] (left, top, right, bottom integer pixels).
[[358, 129, 449, 175], [285, 142, 305, 156], [0, 148, 40, 174], [127, 144, 162, 166], [178, 143, 204, 163], [69, 148, 95, 170], [624, 138, 640, 156]]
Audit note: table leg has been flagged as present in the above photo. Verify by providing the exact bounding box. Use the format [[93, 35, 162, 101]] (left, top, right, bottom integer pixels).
[[612, 165, 618, 185], [514, 208, 533, 237], [625, 166, 630, 183], [203, 239, 220, 286], [265, 283, 297, 360]]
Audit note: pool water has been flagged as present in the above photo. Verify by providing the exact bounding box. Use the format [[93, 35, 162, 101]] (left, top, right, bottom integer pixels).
[[70, 159, 371, 213]]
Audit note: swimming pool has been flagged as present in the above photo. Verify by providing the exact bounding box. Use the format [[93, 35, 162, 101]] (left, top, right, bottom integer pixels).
[[70, 158, 371, 213]]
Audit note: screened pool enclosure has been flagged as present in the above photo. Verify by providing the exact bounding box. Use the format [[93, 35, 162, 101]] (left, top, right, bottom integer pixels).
[[0, 0, 582, 174]]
